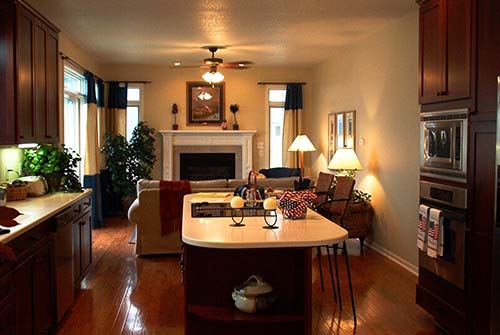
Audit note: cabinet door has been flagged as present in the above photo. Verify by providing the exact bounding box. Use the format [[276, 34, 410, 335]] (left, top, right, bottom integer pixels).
[[444, 0, 471, 101], [0, 303, 15, 335], [419, 0, 443, 104], [45, 29, 59, 142], [33, 19, 47, 143], [79, 211, 92, 280], [33, 242, 55, 335], [0, 3, 16, 145], [16, 5, 35, 143], [73, 220, 81, 286], [13, 258, 33, 335]]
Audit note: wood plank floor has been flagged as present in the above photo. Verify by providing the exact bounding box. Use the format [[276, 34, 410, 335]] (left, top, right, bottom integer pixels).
[[55, 217, 445, 335]]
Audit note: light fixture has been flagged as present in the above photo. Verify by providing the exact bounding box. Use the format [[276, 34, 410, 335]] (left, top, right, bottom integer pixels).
[[17, 143, 38, 149], [172, 61, 181, 66], [202, 65, 224, 84], [328, 147, 362, 177], [288, 134, 316, 176]]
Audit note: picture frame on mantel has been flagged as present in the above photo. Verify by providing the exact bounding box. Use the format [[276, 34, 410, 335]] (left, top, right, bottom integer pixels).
[[328, 110, 356, 162], [186, 81, 225, 125]]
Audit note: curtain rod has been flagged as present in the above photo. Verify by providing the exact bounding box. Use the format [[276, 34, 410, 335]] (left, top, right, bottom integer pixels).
[[60, 52, 103, 82], [104, 81, 152, 84], [257, 82, 307, 85]]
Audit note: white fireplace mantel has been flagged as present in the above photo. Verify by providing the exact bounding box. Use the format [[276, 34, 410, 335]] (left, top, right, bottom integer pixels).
[[159, 130, 256, 180]]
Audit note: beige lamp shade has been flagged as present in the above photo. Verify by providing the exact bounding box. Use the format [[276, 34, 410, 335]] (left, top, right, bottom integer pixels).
[[288, 135, 316, 152], [328, 148, 363, 170]]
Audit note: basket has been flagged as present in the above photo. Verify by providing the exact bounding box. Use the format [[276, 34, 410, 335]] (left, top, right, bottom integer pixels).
[[6, 186, 29, 201]]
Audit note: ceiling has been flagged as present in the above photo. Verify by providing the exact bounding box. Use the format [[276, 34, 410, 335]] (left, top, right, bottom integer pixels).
[[26, 0, 417, 68]]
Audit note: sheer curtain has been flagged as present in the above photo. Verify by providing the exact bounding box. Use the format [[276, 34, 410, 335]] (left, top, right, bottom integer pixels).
[[282, 83, 303, 167]]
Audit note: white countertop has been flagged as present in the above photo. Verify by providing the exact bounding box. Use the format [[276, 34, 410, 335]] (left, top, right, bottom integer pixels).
[[0, 189, 92, 244], [182, 193, 348, 249]]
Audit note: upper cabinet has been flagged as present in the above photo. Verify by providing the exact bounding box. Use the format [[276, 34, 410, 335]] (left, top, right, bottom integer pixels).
[[0, 1, 59, 145], [418, 0, 473, 109]]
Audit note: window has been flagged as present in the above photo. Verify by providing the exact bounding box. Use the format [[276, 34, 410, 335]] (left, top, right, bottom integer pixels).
[[266, 87, 287, 168], [63, 66, 86, 181], [127, 85, 143, 140]]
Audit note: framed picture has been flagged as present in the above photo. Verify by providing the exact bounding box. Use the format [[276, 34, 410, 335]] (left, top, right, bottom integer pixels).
[[186, 82, 225, 125], [328, 110, 356, 161]]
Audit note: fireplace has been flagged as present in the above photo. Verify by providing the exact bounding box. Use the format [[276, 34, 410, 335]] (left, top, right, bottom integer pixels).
[[180, 153, 236, 180], [159, 130, 256, 180]]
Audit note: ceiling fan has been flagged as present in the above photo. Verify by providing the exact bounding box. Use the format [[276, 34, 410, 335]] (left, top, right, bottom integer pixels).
[[171, 46, 254, 84]]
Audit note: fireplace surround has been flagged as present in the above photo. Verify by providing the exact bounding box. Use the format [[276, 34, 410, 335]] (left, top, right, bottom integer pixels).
[[159, 130, 256, 180]]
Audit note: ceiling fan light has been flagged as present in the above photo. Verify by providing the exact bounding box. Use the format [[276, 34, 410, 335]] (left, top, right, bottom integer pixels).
[[202, 70, 224, 84]]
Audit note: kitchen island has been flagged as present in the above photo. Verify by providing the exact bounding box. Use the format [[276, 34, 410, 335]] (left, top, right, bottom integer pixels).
[[182, 193, 348, 335]]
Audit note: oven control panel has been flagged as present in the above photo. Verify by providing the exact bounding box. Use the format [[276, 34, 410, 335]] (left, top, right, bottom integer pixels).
[[420, 181, 467, 209]]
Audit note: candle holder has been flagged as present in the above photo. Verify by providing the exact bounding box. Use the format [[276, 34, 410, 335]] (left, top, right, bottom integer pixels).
[[230, 208, 245, 226], [262, 210, 278, 229]]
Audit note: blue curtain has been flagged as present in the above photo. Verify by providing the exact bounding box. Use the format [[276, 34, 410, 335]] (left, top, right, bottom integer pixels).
[[108, 82, 128, 136], [285, 83, 303, 111], [83, 71, 104, 228]]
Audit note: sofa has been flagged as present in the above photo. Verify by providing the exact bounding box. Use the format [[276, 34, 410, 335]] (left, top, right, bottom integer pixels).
[[128, 176, 306, 255]]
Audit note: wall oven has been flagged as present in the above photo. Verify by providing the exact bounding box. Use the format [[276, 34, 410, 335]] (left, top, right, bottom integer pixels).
[[420, 109, 467, 182], [419, 181, 467, 289]]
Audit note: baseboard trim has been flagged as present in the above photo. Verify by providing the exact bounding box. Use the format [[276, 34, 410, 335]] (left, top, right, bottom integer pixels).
[[365, 240, 418, 276]]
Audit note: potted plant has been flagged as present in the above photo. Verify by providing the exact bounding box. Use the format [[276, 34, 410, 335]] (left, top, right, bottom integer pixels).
[[102, 122, 156, 215], [172, 103, 179, 130], [23, 144, 82, 192], [230, 104, 240, 130]]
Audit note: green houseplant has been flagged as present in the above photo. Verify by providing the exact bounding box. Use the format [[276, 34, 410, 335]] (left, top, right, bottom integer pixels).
[[23, 144, 82, 192], [102, 122, 156, 214]]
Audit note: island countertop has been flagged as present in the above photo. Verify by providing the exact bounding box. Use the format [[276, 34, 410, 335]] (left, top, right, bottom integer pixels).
[[0, 189, 92, 244], [182, 193, 348, 249]]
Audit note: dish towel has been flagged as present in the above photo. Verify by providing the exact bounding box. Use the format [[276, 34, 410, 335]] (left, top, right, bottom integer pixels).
[[427, 208, 444, 258], [417, 204, 430, 251]]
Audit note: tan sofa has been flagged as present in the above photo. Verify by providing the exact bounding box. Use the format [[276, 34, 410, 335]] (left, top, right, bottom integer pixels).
[[128, 177, 305, 255]]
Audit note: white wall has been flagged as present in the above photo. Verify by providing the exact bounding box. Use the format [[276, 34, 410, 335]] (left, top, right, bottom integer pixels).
[[99, 65, 313, 179], [306, 11, 420, 267]]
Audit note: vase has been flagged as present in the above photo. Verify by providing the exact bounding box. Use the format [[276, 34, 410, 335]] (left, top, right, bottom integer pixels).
[[233, 124, 239, 130]]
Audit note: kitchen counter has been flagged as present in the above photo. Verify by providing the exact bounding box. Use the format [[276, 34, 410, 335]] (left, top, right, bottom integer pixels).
[[182, 193, 348, 249], [0, 189, 92, 244]]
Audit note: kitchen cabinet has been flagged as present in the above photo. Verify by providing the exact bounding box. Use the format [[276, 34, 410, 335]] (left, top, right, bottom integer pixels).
[[0, 0, 59, 145], [418, 0, 473, 109], [72, 196, 92, 288]]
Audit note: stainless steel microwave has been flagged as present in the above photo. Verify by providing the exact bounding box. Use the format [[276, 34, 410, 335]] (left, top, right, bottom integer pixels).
[[420, 109, 467, 182]]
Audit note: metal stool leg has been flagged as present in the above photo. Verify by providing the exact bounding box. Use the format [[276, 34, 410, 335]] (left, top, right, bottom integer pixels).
[[343, 240, 357, 326], [317, 246, 325, 291], [325, 245, 338, 303], [333, 244, 342, 309]]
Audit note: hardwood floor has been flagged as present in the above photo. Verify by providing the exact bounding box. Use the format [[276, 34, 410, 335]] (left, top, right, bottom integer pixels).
[[55, 217, 444, 335]]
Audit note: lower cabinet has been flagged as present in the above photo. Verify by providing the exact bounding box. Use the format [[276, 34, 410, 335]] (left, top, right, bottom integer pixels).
[[73, 210, 92, 288], [13, 240, 54, 335]]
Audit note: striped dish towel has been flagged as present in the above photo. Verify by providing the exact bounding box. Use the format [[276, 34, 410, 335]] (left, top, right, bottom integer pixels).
[[417, 204, 430, 251], [427, 208, 443, 258]]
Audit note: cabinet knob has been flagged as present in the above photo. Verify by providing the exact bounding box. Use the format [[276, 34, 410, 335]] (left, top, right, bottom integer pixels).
[[442, 90, 449, 96], [79, 221, 85, 226], [19, 135, 24, 139], [436, 91, 442, 96]]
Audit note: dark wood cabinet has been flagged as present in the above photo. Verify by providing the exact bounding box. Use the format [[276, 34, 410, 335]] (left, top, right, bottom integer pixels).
[[72, 196, 92, 288], [0, 1, 59, 145], [418, 0, 473, 109]]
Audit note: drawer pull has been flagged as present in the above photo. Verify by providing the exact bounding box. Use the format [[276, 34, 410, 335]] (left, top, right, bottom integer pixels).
[[83, 201, 90, 206]]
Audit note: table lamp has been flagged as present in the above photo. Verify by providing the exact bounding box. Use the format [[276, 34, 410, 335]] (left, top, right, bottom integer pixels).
[[328, 147, 362, 177], [288, 134, 316, 176]]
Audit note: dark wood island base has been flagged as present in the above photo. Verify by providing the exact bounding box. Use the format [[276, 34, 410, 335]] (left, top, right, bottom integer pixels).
[[183, 245, 312, 335]]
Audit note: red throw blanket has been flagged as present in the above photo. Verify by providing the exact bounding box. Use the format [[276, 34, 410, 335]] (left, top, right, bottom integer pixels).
[[159, 180, 191, 236]]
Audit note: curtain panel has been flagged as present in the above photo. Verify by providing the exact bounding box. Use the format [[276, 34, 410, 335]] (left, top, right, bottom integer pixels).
[[83, 71, 104, 227], [283, 83, 303, 168], [107, 81, 128, 136]]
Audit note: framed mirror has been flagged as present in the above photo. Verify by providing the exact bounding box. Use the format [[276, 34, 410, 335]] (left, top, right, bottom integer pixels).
[[328, 110, 356, 162]]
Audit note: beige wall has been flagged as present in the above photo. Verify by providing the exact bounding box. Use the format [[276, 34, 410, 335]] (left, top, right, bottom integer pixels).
[[100, 65, 313, 179], [306, 11, 420, 267]]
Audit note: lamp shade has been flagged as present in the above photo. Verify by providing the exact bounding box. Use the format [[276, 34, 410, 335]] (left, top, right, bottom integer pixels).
[[202, 70, 224, 84], [288, 135, 316, 152], [328, 148, 363, 170]]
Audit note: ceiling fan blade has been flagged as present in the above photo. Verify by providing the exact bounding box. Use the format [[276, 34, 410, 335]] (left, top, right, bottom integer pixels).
[[220, 61, 254, 69], [169, 64, 205, 69]]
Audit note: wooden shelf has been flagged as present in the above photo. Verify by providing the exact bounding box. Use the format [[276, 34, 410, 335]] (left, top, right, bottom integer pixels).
[[189, 304, 304, 324]]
